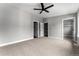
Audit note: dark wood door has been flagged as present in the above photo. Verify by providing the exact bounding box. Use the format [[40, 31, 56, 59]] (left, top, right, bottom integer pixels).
[[34, 22, 38, 38], [44, 23, 48, 37]]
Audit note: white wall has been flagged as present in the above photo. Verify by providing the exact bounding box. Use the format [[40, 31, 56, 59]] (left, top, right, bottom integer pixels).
[[0, 4, 43, 44], [76, 10, 79, 45], [77, 11, 79, 37], [46, 13, 76, 39]]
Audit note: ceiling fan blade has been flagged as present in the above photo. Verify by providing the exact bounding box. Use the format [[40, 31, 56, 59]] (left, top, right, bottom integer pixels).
[[41, 3, 44, 9], [40, 10, 43, 14], [45, 4, 54, 9], [44, 9, 49, 13], [34, 8, 42, 10]]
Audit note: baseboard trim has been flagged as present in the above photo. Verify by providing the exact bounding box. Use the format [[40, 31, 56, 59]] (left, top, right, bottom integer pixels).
[[0, 37, 63, 47], [0, 37, 33, 47], [48, 36, 63, 40]]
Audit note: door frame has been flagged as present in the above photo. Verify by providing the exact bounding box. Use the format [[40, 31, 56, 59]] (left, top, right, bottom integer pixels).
[[33, 21, 39, 38], [33, 21, 44, 38], [62, 17, 76, 41]]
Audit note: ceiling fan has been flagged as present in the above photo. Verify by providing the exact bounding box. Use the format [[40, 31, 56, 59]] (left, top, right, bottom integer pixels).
[[34, 3, 54, 14]]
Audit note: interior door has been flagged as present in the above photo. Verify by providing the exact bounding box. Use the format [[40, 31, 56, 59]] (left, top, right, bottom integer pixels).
[[44, 23, 48, 37], [34, 22, 38, 38]]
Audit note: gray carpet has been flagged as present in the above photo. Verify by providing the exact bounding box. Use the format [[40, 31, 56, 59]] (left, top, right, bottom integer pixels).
[[0, 37, 73, 56]]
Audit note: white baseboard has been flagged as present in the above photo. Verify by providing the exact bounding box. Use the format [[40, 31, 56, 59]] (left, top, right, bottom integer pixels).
[[0, 37, 33, 47], [48, 36, 63, 40], [0, 37, 63, 47]]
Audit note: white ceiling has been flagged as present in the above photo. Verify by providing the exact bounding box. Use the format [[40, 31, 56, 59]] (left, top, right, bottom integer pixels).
[[11, 3, 79, 18]]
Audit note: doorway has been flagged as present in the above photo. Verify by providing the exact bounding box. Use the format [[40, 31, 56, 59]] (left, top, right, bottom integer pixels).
[[33, 21, 44, 38], [44, 23, 48, 37], [33, 21, 48, 38], [33, 22, 38, 38], [63, 18, 75, 41]]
